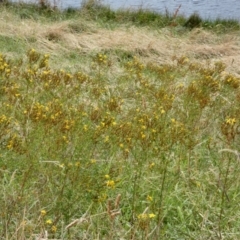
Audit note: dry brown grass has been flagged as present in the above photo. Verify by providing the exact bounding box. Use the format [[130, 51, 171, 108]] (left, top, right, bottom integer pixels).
[[1, 9, 240, 74]]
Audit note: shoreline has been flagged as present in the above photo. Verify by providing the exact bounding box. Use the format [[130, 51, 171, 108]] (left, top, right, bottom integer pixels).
[[5, 0, 240, 22]]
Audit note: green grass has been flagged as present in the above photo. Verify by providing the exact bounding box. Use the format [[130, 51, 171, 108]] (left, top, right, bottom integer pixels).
[[2, 0, 240, 32], [0, 35, 26, 55], [0, 1, 240, 239], [202, 18, 240, 32]]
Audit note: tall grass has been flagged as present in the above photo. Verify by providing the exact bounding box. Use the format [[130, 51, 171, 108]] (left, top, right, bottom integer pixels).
[[0, 2, 240, 239]]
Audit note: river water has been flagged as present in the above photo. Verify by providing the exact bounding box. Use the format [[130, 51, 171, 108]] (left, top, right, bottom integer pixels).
[[18, 0, 240, 20], [101, 0, 240, 20]]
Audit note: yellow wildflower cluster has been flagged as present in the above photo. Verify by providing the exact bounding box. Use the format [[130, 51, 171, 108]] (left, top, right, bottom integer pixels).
[[105, 174, 116, 189], [40, 210, 57, 233], [1, 48, 240, 238]]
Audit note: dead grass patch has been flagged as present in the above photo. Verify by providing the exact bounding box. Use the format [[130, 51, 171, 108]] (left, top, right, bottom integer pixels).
[[1, 10, 240, 74]]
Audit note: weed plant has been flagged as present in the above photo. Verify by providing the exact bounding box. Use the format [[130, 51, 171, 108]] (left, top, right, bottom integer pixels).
[[0, 48, 240, 239]]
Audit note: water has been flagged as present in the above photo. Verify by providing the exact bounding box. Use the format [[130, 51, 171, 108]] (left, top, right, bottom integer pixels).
[[17, 0, 240, 20], [102, 0, 240, 20]]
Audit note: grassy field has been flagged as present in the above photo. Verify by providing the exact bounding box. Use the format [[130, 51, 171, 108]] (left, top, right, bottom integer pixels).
[[1, 1, 240, 239]]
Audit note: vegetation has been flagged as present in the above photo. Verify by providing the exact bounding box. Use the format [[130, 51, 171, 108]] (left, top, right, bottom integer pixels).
[[184, 13, 202, 29], [1, 0, 240, 31], [0, 1, 240, 239]]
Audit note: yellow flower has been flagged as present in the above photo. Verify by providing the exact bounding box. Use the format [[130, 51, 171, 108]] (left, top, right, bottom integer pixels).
[[124, 148, 129, 153], [141, 133, 146, 139], [149, 213, 156, 219], [51, 225, 57, 233], [160, 109, 165, 114], [59, 164, 65, 168], [147, 195, 153, 202], [75, 162, 80, 167], [106, 180, 115, 188], [225, 117, 236, 125], [90, 159, 96, 164], [149, 162, 155, 169], [7, 140, 14, 149], [62, 135, 67, 141], [105, 174, 110, 179], [138, 213, 148, 220], [183, 57, 189, 63], [98, 193, 107, 202], [177, 83, 184, 88], [40, 210, 46, 216], [83, 124, 88, 131], [104, 136, 109, 143], [138, 213, 156, 220], [46, 219, 52, 225]]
